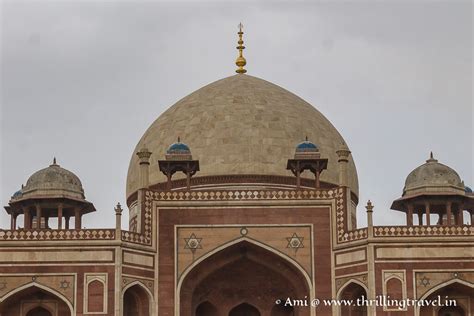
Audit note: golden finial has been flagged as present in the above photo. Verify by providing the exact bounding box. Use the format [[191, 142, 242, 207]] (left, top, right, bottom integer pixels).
[[235, 22, 247, 74]]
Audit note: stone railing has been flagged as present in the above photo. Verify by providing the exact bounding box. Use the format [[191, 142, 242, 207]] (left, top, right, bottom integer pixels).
[[121, 230, 151, 245], [148, 188, 339, 201], [0, 229, 116, 241], [338, 228, 368, 243], [374, 225, 474, 237]]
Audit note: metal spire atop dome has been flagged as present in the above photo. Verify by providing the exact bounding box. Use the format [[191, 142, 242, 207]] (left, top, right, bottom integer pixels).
[[427, 151, 438, 163], [235, 22, 247, 74], [50, 157, 59, 167]]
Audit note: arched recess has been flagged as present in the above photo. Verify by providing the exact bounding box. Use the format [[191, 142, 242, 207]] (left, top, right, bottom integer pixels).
[[179, 239, 311, 316], [0, 282, 73, 316], [336, 280, 368, 316], [385, 277, 404, 301], [229, 302, 261, 316], [271, 302, 295, 316], [26, 306, 53, 316], [122, 281, 154, 316], [86, 279, 105, 313], [195, 301, 218, 316], [417, 279, 474, 316]]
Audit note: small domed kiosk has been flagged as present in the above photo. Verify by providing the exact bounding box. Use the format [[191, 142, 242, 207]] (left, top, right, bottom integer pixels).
[[5, 158, 95, 230], [391, 153, 474, 226]]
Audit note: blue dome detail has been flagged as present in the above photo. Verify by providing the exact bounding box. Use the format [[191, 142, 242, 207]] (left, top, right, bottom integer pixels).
[[167, 142, 191, 154], [12, 190, 23, 198], [296, 140, 319, 152], [465, 185, 473, 193]]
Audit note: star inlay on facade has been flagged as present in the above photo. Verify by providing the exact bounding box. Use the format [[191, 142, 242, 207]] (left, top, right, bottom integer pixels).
[[286, 233, 304, 253], [420, 276, 430, 287], [59, 280, 70, 290], [184, 233, 203, 254]]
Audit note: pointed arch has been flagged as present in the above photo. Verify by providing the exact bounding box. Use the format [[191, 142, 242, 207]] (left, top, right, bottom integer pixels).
[[122, 280, 155, 316], [229, 302, 261, 316], [195, 301, 218, 316], [0, 281, 74, 314], [25, 305, 54, 316], [419, 279, 474, 301], [178, 239, 312, 316], [336, 279, 369, 300], [177, 236, 313, 295], [416, 279, 474, 316], [336, 279, 368, 316]]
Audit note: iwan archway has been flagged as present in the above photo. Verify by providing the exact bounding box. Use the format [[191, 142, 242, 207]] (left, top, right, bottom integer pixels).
[[179, 240, 311, 316]]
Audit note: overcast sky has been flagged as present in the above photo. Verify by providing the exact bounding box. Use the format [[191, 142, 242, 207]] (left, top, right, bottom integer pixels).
[[0, 0, 472, 229]]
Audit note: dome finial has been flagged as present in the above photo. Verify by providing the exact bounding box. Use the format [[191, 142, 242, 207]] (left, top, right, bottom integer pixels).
[[50, 157, 59, 166], [427, 151, 437, 163], [235, 22, 247, 74], [305, 135, 308, 142], [178, 136, 181, 143]]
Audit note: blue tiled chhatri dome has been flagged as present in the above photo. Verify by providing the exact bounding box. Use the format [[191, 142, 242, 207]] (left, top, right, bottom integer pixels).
[[294, 137, 320, 159], [296, 138, 319, 152], [166, 138, 193, 160]]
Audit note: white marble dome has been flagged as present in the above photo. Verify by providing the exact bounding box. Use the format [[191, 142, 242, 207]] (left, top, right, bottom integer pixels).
[[127, 74, 358, 198]]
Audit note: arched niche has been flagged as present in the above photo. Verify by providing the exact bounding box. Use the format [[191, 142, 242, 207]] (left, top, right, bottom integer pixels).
[[195, 301, 218, 316], [123, 282, 153, 316], [337, 280, 368, 316], [229, 302, 261, 316], [87, 279, 105, 313], [0, 283, 72, 316], [418, 280, 474, 316], [179, 240, 310, 316], [26, 306, 53, 316]]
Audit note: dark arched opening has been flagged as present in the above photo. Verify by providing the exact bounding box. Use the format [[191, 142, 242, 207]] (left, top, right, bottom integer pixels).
[[420, 281, 474, 316], [339, 282, 368, 316], [123, 284, 150, 316], [180, 241, 310, 316], [26, 306, 53, 316], [271, 302, 295, 316], [195, 301, 218, 316], [438, 305, 465, 316], [229, 303, 260, 316], [0, 285, 71, 316]]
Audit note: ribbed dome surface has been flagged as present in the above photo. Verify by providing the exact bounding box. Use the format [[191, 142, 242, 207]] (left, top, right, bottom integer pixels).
[[127, 75, 358, 197]]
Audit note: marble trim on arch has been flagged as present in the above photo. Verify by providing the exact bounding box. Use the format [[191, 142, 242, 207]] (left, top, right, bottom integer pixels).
[[0, 274, 76, 307], [413, 270, 474, 300], [175, 225, 314, 280], [0, 280, 75, 315], [174, 236, 316, 316]]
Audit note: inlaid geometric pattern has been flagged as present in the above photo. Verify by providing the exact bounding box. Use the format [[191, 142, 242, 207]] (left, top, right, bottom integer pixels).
[[335, 274, 368, 293], [415, 271, 474, 299], [122, 277, 154, 293], [0, 229, 115, 241], [176, 225, 313, 280], [374, 225, 474, 237], [184, 233, 203, 254], [286, 233, 304, 253], [0, 274, 75, 305]]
